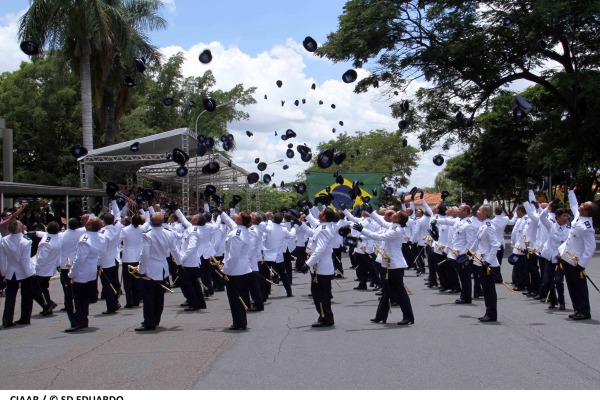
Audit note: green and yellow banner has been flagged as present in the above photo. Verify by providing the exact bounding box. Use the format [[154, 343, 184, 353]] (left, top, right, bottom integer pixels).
[[305, 171, 383, 211]]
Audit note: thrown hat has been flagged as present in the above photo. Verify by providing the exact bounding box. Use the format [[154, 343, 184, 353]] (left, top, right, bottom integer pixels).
[[163, 97, 174, 106], [317, 149, 335, 169], [171, 148, 189, 165], [385, 187, 394, 196], [257, 162, 267, 171], [311, 83, 316, 90], [428, 224, 440, 241], [20, 40, 40, 56], [441, 190, 450, 200], [70, 144, 88, 158], [502, 15, 513, 27], [129, 142, 140, 152], [202, 161, 220, 174], [342, 69, 358, 83], [336, 175, 344, 185], [123, 76, 136, 87], [276, 80, 283, 88], [105, 182, 119, 198], [400, 100, 409, 112], [199, 49, 212, 64], [176, 166, 188, 177], [205, 185, 217, 195], [247, 172, 260, 184], [143, 189, 155, 201], [246, 130, 253, 137], [402, 138, 408, 147], [294, 182, 307, 194], [433, 154, 444, 166], [398, 120, 408, 129], [187, 100, 196, 108], [303, 36, 318, 52], [283, 165, 289, 170], [507, 254, 520, 265], [205, 137, 215, 149], [203, 97, 217, 112], [134, 58, 146, 73], [297, 144, 313, 162], [263, 174, 272, 183], [286, 149, 295, 158], [196, 144, 207, 157], [232, 195, 242, 204], [333, 150, 346, 165]]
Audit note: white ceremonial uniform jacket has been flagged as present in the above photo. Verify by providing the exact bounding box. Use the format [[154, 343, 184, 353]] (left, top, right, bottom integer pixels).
[[304, 222, 335, 275], [69, 231, 105, 283], [99, 222, 123, 268], [436, 217, 475, 260], [471, 219, 500, 267], [559, 216, 595, 268], [59, 228, 83, 270], [120, 222, 150, 263], [359, 222, 408, 269], [139, 226, 181, 281], [32, 232, 61, 277], [538, 208, 568, 263], [0, 233, 35, 280], [222, 225, 252, 276]]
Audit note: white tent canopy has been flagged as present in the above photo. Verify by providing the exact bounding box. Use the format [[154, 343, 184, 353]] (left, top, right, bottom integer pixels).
[[78, 127, 249, 214]]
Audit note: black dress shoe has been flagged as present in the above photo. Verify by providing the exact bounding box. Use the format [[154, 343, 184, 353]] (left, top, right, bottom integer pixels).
[[397, 319, 414, 325], [247, 307, 264, 312], [124, 304, 134, 309], [439, 288, 448, 292], [548, 304, 556, 309], [286, 293, 293, 297], [532, 295, 542, 300], [65, 326, 85, 333], [354, 286, 367, 290], [390, 302, 399, 306], [449, 289, 461, 294], [15, 319, 30, 325], [568, 314, 575, 319], [370, 318, 385, 324], [229, 325, 247, 331], [183, 306, 201, 311], [311, 321, 334, 328], [180, 303, 189, 307], [479, 315, 496, 322], [375, 292, 382, 296], [455, 299, 471, 304], [559, 304, 566, 310], [135, 326, 156, 331], [102, 309, 118, 315], [2, 322, 16, 328], [572, 314, 591, 321]]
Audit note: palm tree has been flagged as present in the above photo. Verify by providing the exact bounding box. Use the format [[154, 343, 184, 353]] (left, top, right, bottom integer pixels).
[[17, 0, 166, 187], [93, 0, 167, 146]]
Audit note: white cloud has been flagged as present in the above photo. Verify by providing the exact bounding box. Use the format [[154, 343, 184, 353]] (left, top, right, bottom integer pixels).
[[159, 38, 436, 188], [162, 0, 177, 14], [0, 10, 29, 74]]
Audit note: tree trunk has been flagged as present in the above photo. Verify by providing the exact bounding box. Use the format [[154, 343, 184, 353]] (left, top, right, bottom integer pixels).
[[103, 89, 116, 146], [80, 46, 95, 193]]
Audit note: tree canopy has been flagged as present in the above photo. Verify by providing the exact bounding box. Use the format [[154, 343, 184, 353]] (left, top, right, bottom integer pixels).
[[318, 0, 600, 200], [306, 129, 420, 191]]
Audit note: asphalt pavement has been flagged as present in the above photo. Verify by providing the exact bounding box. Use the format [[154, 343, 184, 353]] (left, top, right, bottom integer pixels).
[[1, 250, 599, 390]]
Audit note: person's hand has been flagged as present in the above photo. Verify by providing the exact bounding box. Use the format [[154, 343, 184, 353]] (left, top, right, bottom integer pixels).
[[353, 223, 363, 232], [301, 265, 309, 274], [339, 202, 347, 211], [420, 190, 424, 199]]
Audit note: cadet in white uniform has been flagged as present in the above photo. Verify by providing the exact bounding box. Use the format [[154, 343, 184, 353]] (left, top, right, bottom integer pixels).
[[221, 211, 253, 331], [31, 221, 61, 315], [120, 213, 149, 308], [66, 218, 105, 332], [470, 205, 501, 322], [559, 190, 597, 320], [1, 220, 35, 327], [58, 218, 84, 320]]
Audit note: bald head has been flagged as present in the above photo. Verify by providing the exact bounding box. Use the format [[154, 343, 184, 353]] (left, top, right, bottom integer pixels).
[[151, 212, 164, 227]]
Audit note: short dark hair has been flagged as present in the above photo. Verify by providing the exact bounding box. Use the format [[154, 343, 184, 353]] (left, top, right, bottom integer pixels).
[[273, 212, 284, 224], [68, 218, 80, 230], [239, 212, 252, 227], [131, 215, 143, 228], [103, 213, 115, 225], [494, 206, 502, 215], [322, 208, 335, 222], [8, 220, 21, 234], [47, 221, 60, 234]]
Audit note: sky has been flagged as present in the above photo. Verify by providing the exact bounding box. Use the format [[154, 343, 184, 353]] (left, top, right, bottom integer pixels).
[[0, 0, 462, 191]]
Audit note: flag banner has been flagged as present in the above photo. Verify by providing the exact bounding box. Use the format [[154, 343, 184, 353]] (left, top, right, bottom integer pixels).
[[305, 171, 384, 211]]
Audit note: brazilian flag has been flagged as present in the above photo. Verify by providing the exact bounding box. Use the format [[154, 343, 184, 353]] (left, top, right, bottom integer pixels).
[[305, 171, 384, 211]]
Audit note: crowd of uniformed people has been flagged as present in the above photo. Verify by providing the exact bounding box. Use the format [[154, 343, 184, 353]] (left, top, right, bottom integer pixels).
[[0, 185, 597, 332]]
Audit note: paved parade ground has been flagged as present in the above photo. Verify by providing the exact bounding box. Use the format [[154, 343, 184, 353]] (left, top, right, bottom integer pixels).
[[1, 250, 599, 390]]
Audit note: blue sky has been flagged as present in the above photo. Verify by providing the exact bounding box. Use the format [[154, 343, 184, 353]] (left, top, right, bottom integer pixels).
[[0, 0, 447, 189]]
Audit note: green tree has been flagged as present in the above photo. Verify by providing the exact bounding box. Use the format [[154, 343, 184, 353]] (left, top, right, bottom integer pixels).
[[18, 0, 139, 187], [0, 57, 81, 186], [318, 1, 600, 199], [307, 129, 420, 190], [93, 0, 167, 146]]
